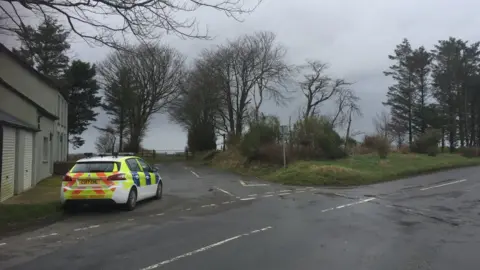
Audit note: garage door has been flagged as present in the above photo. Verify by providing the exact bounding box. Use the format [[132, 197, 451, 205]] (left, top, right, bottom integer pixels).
[[23, 132, 33, 190], [1, 126, 16, 202]]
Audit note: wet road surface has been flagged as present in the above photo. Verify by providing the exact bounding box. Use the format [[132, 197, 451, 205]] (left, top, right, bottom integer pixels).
[[1, 163, 480, 269]]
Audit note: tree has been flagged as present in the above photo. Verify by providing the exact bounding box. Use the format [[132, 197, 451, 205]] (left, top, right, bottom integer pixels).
[[384, 38, 416, 146], [1, 0, 263, 49], [12, 15, 70, 82], [298, 60, 350, 118], [330, 88, 359, 128], [373, 110, 392, 141], [99, 68, 135, 152], [411, 46, 432, 135], [64, 60, 102, 149], [197, 31, 290, 138], [94, 125, 117, 153], [99, 43, 186, 152], [169, 65, 221, 152]]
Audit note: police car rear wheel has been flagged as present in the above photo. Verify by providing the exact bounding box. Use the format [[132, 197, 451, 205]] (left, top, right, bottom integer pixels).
[[125, 189, 137, 211], [155, 183, 163, 200]]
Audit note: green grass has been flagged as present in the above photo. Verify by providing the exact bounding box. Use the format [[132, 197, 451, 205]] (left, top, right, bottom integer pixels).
[[265, 153, 480, 186], [212, 152, 480, 186], [0, 176, 63, 235]]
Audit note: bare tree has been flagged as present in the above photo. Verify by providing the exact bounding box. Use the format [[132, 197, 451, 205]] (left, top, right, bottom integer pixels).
[[330, 88, 359, 128], [344, 96, 362, 149], [94, 125, 117, 153], [247, 32, 293, 121], [197, 31, 290, 138], [373, 110, 392, 141], [99, 42, 186, 152], [0, 0, 263, 49], [298, 60, 351, 118]]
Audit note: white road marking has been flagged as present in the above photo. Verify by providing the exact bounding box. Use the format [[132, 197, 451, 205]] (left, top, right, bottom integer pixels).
[[248, 194, 258, 197], [222, 201, 232, 204], [296, 190, 306, 193], [240, 197, 256, 201], [185, 208, 191, 211], [420, 179, 467, 191], [296, 188, 307, 191], [239, 180, 269, 187], [128, 218, 135, 221], [201, 204, 217, 208], [0, 243, 6, 247], [73, 225, 100, 232], [27, 233, 58, 241], [321, 198, 376, 213], [139, 226, 273, 269], [214, 186, 234, 196], [156, 213, 165, 216], [263, 194, 274, 198], [278, 193, 291, 196], [265, 191, 275, 194], [190, 171, 200, 178], [279, 190, 291, 193]]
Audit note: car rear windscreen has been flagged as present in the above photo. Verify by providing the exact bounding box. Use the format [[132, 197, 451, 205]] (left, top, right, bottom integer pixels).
[[71, 162, 120, 173]]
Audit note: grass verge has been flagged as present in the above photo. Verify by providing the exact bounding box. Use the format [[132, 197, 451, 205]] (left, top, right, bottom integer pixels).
[[0, 176, 63, 237], [213, 152, 480, 186]]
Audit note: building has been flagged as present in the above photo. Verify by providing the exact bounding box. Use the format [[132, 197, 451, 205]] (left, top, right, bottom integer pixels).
[[0, 44, 68, 202]]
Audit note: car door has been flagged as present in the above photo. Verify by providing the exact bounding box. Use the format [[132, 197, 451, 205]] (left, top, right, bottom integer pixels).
[[136, 158, 156, 197], [125, 158, 146, 200]]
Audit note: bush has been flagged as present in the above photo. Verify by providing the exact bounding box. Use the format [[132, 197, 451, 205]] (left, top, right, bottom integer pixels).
[[459, 147, 480, 158], [362, 135, 378, 149], [240, 115, 281, 161], [411, 129, 442, 154], [399, 145, 410, 154], [291, 116, 346, 160], [427, 146, 439, 156], [375, 136, 390, 159], [361, 135, 390, 158]]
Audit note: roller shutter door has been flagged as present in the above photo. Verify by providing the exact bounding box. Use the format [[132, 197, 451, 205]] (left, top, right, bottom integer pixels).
[[23, 132, 33, 190], [1, 126, 16, 202]]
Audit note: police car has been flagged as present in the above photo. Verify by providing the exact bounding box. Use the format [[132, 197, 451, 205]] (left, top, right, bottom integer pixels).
[[61, 153, 163, 211]]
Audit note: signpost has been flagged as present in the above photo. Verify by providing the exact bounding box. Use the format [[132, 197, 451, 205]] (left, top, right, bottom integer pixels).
[[280, 125, 288, 168]]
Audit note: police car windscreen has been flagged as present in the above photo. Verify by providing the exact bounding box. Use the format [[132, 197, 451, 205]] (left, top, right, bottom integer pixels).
[[71, 162, 118, 173]]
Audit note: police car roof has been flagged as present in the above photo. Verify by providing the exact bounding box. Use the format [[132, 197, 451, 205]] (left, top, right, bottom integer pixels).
[[76, 156, 134, 163]]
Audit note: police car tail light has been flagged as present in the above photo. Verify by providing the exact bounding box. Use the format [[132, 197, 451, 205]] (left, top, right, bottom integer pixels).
[[108, 173, 126, 180], [63, 175, 73, 182]]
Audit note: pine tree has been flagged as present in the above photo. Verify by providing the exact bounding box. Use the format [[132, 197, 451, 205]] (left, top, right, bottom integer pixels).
[[13, 16, 70, 82], [383, 38, 416, 146], [64, 60, 102, 149], [410, 46, 432, 134], [101, 68, 135, 152]]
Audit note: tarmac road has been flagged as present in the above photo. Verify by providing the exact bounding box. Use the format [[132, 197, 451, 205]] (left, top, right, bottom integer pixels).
[[1, 164, 480, 270]]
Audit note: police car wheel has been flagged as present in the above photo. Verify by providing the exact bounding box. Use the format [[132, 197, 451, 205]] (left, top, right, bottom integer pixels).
[[155, 183, 163, 200], [125, 189, 137, 211]]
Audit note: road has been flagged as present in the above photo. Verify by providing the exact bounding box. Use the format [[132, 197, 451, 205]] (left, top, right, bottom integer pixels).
[[1, 163, 480, 269]]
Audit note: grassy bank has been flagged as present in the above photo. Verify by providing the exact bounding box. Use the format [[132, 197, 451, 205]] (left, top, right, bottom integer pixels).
[[213, 152, 480, 186], [0, 176, 63, 236]]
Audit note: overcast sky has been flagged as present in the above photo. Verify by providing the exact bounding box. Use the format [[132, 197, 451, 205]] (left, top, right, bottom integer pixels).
[[4, 0, 480, 153]]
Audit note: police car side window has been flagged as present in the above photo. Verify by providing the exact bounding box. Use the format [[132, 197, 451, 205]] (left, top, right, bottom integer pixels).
[[137, 159, 152, 172], [126, 158, 140, 172]]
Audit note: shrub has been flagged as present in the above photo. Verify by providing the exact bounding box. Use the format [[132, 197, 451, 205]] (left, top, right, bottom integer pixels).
[[411, 129, 442, 154], [240, 115, 281, 161], [291, 116, 346, 160], [459, 147, 480, 158], [399, 145, 410, 154], [362, 135, 378, 149], [375, 136, 390, 159], [427, 146, 439, 156]]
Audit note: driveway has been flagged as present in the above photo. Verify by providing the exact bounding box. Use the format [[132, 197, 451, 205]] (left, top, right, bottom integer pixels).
[[1, 164, 480, 270]]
